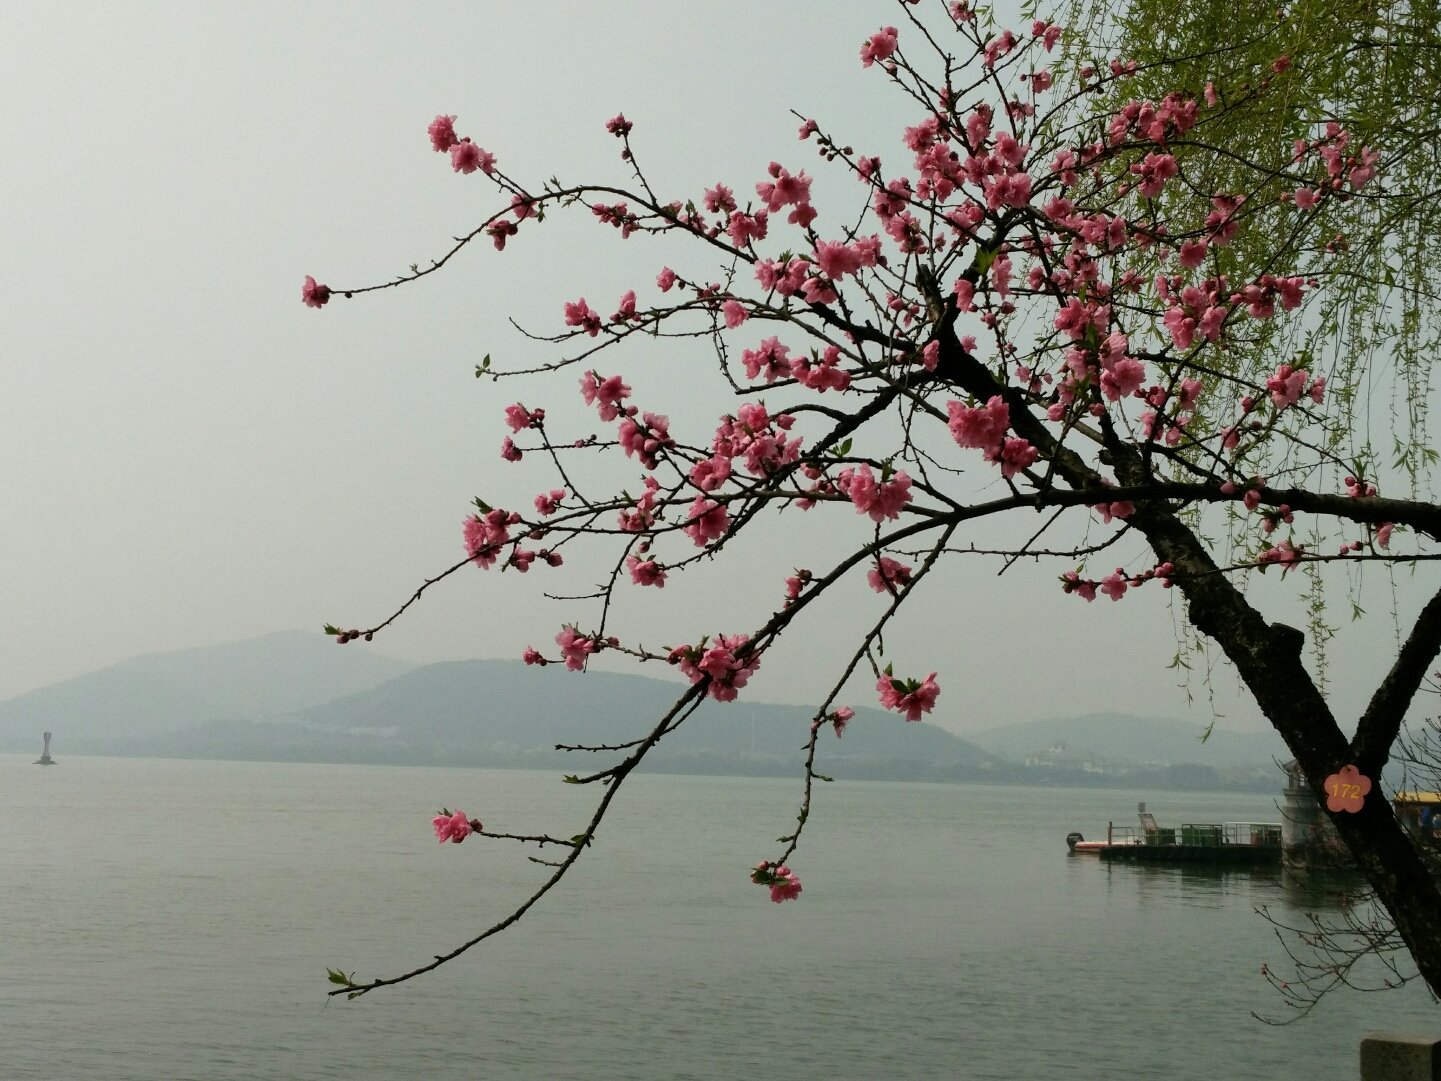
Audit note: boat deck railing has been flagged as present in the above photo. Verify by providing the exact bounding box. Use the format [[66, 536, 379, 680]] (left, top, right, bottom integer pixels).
[[1108, 822, 1282, 848]]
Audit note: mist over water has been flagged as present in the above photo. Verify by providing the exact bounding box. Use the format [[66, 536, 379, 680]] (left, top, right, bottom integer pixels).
[[3, 756, 1434, 1080]]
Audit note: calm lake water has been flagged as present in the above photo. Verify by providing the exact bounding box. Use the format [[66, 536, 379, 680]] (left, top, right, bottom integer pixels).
[[2, 755, 1436, 1080]]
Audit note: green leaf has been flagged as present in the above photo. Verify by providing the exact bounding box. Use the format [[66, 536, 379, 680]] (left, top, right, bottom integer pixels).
[[563, 774, 581, 784], [570, 833, 592, 847], [327, 968, 353, 986], [322, 624, 341, 636]]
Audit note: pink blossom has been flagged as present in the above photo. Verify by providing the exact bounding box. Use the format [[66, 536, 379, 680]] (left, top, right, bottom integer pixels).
[[1100, 357, 1146, 401], [813, 239, 864, 281], [1266, 363, 1309, 410], [741, 337, 792, 383], [433, 810, 473, 844], [998, 437, 1039, 479], [983, 29, 1016, 67], [301, 275, 331, 309], [522, 646, 547, 666], [752, 861, 803, 903], [671, 634, 759, 701], [534, 488, 565, 516], [722, 299, 749, 328], [831, 706, 854, 737], [657, 266, 677, 292], [791, 345, 851, 392], [701, 185, 736, 216], [1099, 570, 1128, 601], [690, 454, 732, 492], [1257, 541, 1301, 572], [1132, 152, 1178, 199], [768, 866, 803, 903], [756, 163, 812, 212], [868, 556, 913, 594], [683, 497, 729, 547], [555, 625, 600, 671], [1197, 305, 1227, 341], [839, 465, 912, 522], [1377, 522, 1394, 549], [947, 396, 1009, 451], [564, 298, 603, 337], [450, 140, 495, 175], [625, 555, 667, 588], [876, 671, 940, 722], [579, 372, 631, 421], [726, 210, 769, 247], [604, 114, 633, 137], [1061, 571, 1097, 602], [504, 403, 543, 432], [1349, 147, 1378, 189], [464, 509, 513, 570], [1177, 240, 1208, 269], [487, 220, 518, 250], [618, 412, 674, 469], [860, 25, 899, 67], [428, 114, 459, 153]]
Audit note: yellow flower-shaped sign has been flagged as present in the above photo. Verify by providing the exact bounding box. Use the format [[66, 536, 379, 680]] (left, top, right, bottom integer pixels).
[[1324, 764, 1371, 813]]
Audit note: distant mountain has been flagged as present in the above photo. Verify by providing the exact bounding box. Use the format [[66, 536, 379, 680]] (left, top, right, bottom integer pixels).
[[0, 634, 1289, 792], [0, 630, 414, 752], [252, 659, 1002, 780], [968, 711, 1288, 770], [112, 630, 415, 716]]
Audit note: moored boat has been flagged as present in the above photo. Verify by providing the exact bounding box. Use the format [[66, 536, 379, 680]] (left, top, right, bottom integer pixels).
[[1067, 802, 1282, 865]]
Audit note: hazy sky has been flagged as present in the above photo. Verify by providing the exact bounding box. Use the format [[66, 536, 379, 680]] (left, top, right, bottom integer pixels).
[[3, 2, 1426, 737]]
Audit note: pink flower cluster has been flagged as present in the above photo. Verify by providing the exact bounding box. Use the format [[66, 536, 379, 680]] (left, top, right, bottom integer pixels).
[[1265, 363, 1324, 410], [432, 809, 475, 844], [876, 671, 940, 721], [428, 114, 496, 175], [860, 25, 898, 68], [837, 465, 912, 522], [669, 634, 761, 702], [683, 497, 730, 547], [1257, 540, 1302, 572], [464, 509, 519, 570], [790, 346, 852, 392], [580, 371, 632, 421], [755, 161, 815, 229], [504, 404, 544, 432], [751, 860, 803, 903], [625, 553, 667, 588], [555, 625, 605, 671], [946, 397, 1038, 478], [302, 275, 331, 309], [868, 556, 913, 594], [618, 412, 674, 469], [1061, 561, 1175, 602]]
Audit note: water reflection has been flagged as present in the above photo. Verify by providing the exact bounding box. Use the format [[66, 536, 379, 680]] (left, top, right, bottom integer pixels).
[[1082, 858, 1365, 911]]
